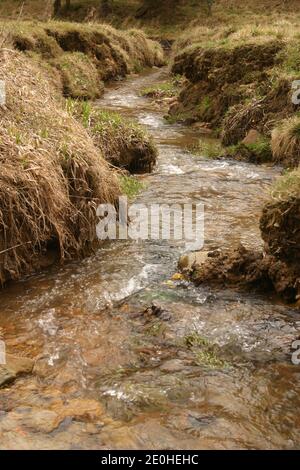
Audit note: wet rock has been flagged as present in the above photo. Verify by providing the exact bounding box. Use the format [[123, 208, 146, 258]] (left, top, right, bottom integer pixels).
[[191, 122, 213, 134], [22, 409, 62, 433], [178, 251, 209, 273], [160, 359, 186, 373], [242, 129, 263, 146], [0, 354, 34, 388], [0, 406, 63, 434], [50, 398, 105, 423], [5, 354, 34, 375], [143, 304, 172, 321]]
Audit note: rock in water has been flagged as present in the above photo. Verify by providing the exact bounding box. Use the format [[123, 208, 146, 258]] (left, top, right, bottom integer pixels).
[[0, 354, 34, 388]]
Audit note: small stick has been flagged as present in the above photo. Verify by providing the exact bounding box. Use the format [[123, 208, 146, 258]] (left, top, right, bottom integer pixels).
[[0, 241, 32, 255]]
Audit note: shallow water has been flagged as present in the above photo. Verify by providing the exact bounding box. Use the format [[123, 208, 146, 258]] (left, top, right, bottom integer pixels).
[[0, 68, 300, 450]]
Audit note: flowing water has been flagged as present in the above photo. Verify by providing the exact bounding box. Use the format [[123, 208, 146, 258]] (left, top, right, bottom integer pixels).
[[0, 68, 300, 450]]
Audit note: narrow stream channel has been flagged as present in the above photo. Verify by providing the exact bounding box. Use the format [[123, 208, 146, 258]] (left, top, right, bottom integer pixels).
[[0, 68, 300, 450]]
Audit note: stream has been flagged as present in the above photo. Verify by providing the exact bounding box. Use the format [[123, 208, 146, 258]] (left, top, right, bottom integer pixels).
[[0, 68, 300, 450]]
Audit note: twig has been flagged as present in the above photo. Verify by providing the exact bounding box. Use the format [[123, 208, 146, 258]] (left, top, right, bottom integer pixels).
[[0, 241, 32, 255]]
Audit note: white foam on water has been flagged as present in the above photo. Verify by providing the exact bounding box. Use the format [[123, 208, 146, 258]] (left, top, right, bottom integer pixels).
[[37, 309, 58, 336], [160, 164, 184, 175], [103, 263, 158, 304]]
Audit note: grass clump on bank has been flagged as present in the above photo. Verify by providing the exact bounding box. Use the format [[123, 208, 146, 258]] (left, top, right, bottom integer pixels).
[[0, 19, 164, 98], [190, 139, 223, 159], [67, 101, 158, 173], [226, 138, 272, 164], [0, 18, 162, 284], [140, 76, 182, 99], [271, 116, 300, 167], [271, 168, 300, 201], [54, 52, 104, 99]]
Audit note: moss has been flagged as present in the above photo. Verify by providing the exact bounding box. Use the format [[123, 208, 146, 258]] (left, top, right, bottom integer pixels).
[[226, 138, 272, 164], [198, 96, 212, 114], [246, 139, 272, 161], [184, 332, 210, 348], [190, 139, 223, 159], [145, 321, 166, 337], [184, 331, 229, 369], [194, 350, 229, 369]]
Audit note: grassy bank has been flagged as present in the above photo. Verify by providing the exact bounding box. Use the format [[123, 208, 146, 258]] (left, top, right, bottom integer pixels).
[[68, 101, 157, 173], [169, 16, 300, 167], [1, 20, 164, 94], [0, 20, 162, 284], [2, 1, 300, 38]]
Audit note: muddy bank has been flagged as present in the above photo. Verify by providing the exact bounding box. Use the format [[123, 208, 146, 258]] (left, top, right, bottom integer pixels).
[[181, 188, 300, 305], [169, 28, 300, 167], [170, 41, 283, 126], [180, 245, 300, 305]]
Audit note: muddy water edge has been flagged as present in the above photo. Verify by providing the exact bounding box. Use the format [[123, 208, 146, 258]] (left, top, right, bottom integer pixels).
[[0, 68, 300, 450]]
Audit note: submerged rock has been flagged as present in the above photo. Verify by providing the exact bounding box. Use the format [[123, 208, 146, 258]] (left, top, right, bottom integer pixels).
[[242, 129, 263, 146], [160, 359, 186, 373], [0, 354, 34, 388]]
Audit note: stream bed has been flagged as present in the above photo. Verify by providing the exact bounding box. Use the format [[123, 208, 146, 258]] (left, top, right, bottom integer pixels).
[[0, 68, 300, 450]]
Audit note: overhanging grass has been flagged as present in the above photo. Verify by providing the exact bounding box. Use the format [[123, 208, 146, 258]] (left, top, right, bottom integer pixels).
[[271, 168, 300, 200], [67, 101, 158, 173]]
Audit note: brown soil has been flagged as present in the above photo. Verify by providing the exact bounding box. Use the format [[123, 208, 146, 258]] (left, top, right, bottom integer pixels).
[[184, 194, 300, 306], [169, 41, 282, 126], [222, 79, 297, 147], [260, 196, 300, 265], [188, 245, 300, 304]]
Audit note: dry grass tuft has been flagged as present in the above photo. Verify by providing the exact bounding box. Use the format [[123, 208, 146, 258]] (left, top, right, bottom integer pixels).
[[69, 101, 157, 173], [0, 19, 164, 283], [271, 116, 300, 167], [0, 49, 120, 284]]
